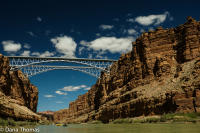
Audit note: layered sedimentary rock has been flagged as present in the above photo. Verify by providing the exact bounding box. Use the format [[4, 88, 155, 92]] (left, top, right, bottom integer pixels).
[[38, 111, 54, 121], [54, 17, 200, 123], [0, 54, 40, 121]]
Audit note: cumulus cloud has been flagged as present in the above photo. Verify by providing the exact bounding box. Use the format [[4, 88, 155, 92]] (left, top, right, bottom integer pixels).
[[80, 85, 87, 88], [99, 24, 114, 30], [55, 91, 67, 95], [31, 51, 55, 57], [80, 40, 88, 45], [21, 50, 30, 56], [60, 85, 88, 92], [44, 95, 55, 98], [51, 35, 77, 58], [134, 11, 169, 26], [80, 37, 134, 53], [1, 40, 22, 52], [24, 43, 31, 49], [127, 29, 137, 35]]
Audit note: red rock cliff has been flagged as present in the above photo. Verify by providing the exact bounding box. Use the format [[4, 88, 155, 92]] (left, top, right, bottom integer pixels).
[[0, 54, 40, 121], [54, 17, 200, 123]]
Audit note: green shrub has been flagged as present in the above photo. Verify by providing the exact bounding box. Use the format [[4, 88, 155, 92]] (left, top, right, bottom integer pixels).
[[145, 117, 160, 123], [8, 118, 16, 126], [0, 118, 8, 126], [88, 120, 103, 124], [112, 118, 132, 124]]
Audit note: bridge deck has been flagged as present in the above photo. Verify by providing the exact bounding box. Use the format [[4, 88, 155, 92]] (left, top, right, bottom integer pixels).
[[6, 56, 117, 62]]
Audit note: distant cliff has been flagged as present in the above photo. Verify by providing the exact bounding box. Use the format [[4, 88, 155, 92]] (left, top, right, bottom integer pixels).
[[54, 17, 200, 123], [38, 111, 54, 121], [0, 54, 40, 121]]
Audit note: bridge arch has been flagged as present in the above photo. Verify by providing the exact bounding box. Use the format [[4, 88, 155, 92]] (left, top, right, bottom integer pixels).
[[7, 56, 116, 78]]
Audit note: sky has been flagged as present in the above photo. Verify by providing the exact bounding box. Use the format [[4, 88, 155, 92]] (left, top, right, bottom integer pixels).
[[0, 0, 200, 112]]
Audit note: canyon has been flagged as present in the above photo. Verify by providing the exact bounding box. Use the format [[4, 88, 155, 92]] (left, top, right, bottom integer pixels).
[[53, 17, 200, 123], [0, 54, 40, 121]]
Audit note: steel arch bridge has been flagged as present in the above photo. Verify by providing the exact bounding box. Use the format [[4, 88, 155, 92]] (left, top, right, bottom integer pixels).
[[7, 56, 117, 78]]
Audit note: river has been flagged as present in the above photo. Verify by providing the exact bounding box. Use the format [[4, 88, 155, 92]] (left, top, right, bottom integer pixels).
[[2, 123, 200, 133]]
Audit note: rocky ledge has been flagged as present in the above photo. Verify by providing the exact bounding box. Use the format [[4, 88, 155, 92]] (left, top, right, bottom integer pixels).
[[54, 17, 200, 123], [0, 54, 40, 121]]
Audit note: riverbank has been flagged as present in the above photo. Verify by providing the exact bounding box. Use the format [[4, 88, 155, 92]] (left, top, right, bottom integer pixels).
[[2, 112, 200, 126], [84, 113, 200, 124], [110, 112, 200, 124], [0, 117, 56, 127], [0, 118, 38, 126]]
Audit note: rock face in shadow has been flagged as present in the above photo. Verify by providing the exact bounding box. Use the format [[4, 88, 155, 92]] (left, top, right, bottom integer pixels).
[[53, 17, 200, 123], [0, 54, 40, 121]]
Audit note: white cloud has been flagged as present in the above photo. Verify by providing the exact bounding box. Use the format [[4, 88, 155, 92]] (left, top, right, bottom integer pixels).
[[80, 40, 88, 45], [21, 50, 30, 56], [31, 52, 40, 56], [80, 36, 134, 53], [61, 85, 88, 92], [127, 29, 137, 35], [134, 11, 169, 26], [44, 95, 55, 98], [78, 47, 84, 55], [51, 35, 77, 58], [37, 17, 42, 22], [2, 40, 22, 52], [84, 87, 90, 90], [55, 91, 67, 95], [61, 86, 81, 91], [31, 51, 55, 57], [39, 51, 55, 57], [24, 43, 31, 49], [99, 25, 114, 30], [80, 85, 87, 88]]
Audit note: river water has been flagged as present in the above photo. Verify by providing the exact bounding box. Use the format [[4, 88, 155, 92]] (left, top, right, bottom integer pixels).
[[2, 123, 200, 133]]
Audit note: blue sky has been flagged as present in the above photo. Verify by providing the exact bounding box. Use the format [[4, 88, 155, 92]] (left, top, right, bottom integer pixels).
[[0, 0, 200, 112]]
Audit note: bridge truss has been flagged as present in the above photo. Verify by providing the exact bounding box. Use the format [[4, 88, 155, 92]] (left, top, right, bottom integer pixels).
[[7, 56, 117, 78]]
